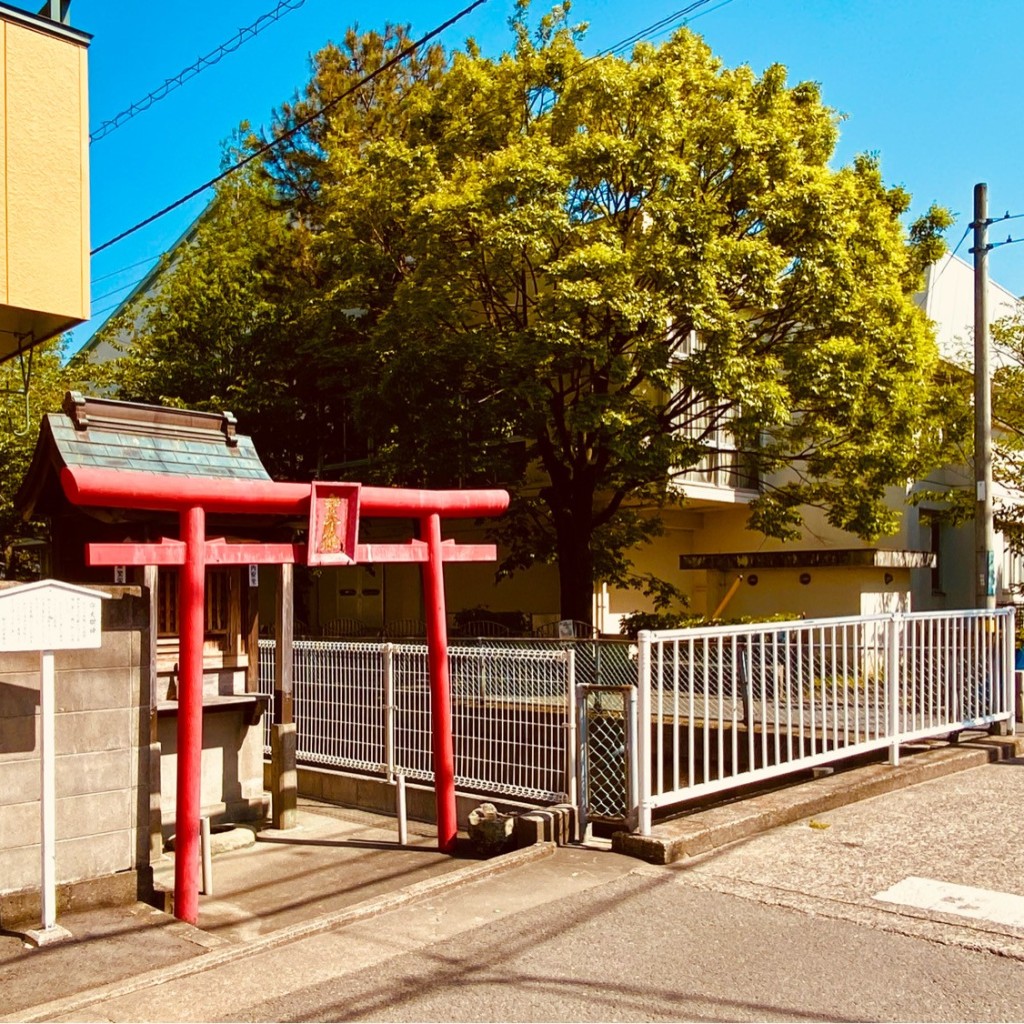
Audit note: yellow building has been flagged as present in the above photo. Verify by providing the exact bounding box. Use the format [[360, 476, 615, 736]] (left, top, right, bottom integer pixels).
[[0, 1, 90, 362]]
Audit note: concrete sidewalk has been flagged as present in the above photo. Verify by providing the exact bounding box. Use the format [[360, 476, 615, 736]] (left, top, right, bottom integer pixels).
[[1, 801, 532, 1022], [3, 730, 1022, 1023]]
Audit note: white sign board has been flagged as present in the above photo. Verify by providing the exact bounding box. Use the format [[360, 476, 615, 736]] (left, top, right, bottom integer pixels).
[[0, 580, 109, 944], [0, 580, 107, 653]]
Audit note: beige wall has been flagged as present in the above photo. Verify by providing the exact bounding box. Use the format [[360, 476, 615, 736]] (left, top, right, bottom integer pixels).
[[0, 587, 148, 900], [0, 12, 90, 349], [596, 497, 925, 627]]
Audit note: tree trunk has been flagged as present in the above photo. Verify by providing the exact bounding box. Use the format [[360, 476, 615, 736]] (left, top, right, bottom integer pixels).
[[555, 516, 595, 625]]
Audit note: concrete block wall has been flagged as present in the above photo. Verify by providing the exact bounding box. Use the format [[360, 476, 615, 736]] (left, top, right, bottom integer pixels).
[[0, 586, 150, 912]]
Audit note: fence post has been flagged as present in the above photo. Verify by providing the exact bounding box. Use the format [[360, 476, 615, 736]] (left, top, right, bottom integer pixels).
[[636, 630, 652, 834], [383, 643, 395, 781], [565, 648, 578, 816], [992, 608, 1015, 735], [1010, 608, 1018, 727], [626, 685, 638, 824], [888, 614, 901, 766]]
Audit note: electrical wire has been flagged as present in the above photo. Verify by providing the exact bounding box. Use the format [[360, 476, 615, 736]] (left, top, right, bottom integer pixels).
[[90, 0, 307, 143], [532, 0, 737, 117], [931, 225, 970, 285], [91, 276, 149, 306], [89, 296, 146, 321], [598, 0, 735, 58], [90, 0, 489, 257], [90, 254, 166, 285]]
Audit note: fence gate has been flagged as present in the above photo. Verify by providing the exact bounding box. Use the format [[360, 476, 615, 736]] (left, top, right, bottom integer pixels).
[[579, 685, 636, 828]]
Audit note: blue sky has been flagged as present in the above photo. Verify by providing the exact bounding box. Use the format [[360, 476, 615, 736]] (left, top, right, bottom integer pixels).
[[68, 0, 1024, 353]]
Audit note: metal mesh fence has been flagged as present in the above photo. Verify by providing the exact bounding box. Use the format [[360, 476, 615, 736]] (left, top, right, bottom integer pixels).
[[258, 638, 574, 803], [450, 638, 636, 687]]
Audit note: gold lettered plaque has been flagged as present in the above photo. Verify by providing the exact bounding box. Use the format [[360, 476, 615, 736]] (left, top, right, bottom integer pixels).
[[307, 482, 361, 566]]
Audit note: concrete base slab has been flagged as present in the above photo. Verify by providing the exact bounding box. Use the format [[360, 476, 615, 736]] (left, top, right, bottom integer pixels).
[[166, 825, 257, 856], [614, 730, 1024, 865], [22, 924, 73, 947]]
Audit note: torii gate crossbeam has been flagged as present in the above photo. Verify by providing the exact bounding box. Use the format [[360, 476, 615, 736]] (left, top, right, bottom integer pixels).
[[59, 465, 509, 925]]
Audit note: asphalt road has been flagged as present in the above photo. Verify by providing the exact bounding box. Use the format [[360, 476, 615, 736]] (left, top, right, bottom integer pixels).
[[227, 876, 1024, 1023], [52, 761, 1024, 1023]]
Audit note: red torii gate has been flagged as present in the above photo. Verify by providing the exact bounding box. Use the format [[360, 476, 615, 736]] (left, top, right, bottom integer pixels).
[[59, 465, 509, 925]]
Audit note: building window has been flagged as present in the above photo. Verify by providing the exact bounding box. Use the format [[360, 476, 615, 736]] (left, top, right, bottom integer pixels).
[[926, 516, 943, 595]]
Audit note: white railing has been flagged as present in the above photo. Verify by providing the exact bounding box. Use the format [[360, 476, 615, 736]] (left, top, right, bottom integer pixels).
[[258, 638, 576, 804], [635, 609, 1016, 833]]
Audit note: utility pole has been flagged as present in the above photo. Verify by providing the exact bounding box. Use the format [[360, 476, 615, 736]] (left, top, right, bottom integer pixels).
[[972, 182, 996, 610]]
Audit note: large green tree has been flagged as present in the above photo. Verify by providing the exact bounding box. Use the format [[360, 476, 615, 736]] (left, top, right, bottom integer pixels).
[[303, 6, 957, 621], [106, 7, 960, 624]]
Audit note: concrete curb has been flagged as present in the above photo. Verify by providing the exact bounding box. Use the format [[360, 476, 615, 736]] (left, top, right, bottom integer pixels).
[[613, 733, 1024, 865], [3, 842, 557, 1024]]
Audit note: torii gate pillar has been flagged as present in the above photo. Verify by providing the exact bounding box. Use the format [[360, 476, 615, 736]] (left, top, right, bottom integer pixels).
[[176, 507, 206, 924], [422, 513, 457, 850]]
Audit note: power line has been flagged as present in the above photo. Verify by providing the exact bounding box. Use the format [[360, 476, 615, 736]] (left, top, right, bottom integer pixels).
[[91, 0, 489, 257], [931, 224, 970, 285], [89, 296, 141, 321], [532, 0, 737, 117], [91, 0, 307, 143], [598, 0, 735, 58], [91, 276, 149, 306], [91, 253, 166, 285]]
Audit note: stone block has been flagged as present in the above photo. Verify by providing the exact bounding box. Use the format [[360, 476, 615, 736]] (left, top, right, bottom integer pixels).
[[98, 587, 144, 632], [238, 724, 266, 801], [60, 748, 132, 799], [55, 634, 134, 674], [513, 805, 577, 848], [0, 800, 39, 850], [0, 757, 38, 806], [55, 829, 133, 882], [57, 788, 132, 840], [513, 812, 549, 848], [0, 676, 38, 719], [0, 843, 39, 893], [0, 651, 45, 676], [53, 667, 134, 713], [56, 707, 131, 756], [550, 803, 579, 843]]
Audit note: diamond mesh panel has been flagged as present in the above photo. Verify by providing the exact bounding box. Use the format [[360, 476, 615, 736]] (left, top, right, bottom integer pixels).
[[580, 686, 633, 823]]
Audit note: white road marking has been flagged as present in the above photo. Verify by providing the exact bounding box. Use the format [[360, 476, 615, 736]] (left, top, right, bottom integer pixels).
[[874, 876, 1024, 929]]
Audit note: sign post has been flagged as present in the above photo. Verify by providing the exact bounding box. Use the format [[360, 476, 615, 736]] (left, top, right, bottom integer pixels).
[[0, 580, 109, 946]]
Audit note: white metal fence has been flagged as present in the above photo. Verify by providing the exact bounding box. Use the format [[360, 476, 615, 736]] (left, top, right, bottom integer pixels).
[[635, 609, 1016, 832], [258, 638, 576, 803], [256, 609, 1016, 833]]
